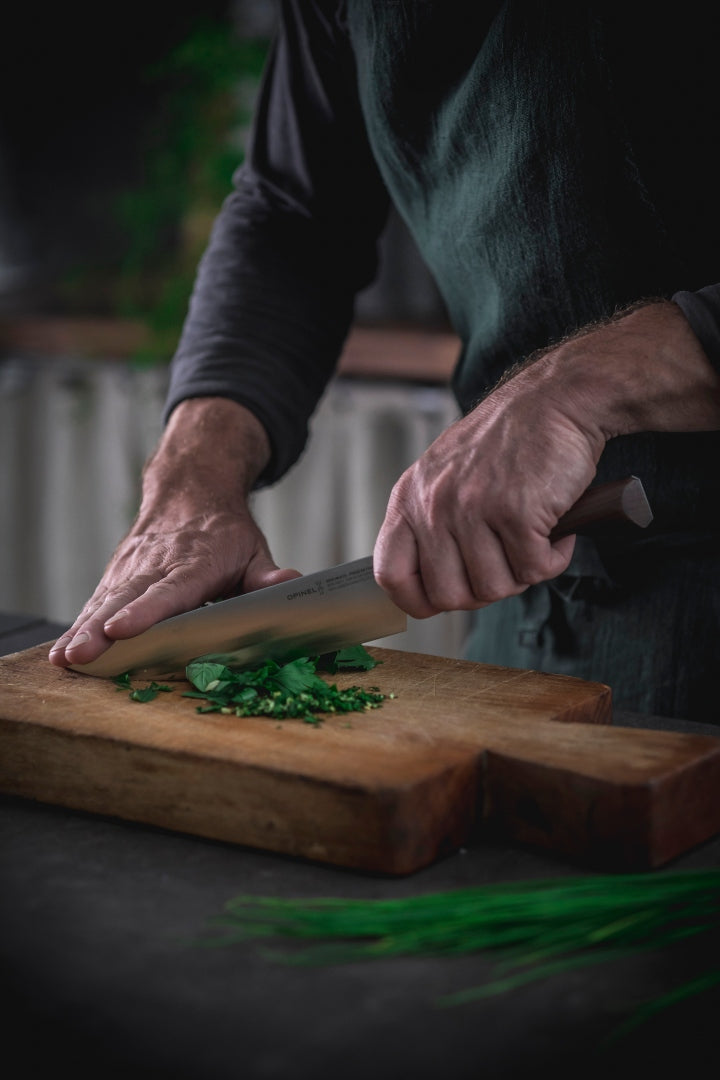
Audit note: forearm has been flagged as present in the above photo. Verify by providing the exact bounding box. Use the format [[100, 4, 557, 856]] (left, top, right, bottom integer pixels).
[[140, 397, 271, 522], [523, 300, 720, 445]]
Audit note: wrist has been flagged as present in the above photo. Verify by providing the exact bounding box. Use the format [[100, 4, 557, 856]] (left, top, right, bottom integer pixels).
[[139, 397, 271, 520], [531, 300, 720, 442]]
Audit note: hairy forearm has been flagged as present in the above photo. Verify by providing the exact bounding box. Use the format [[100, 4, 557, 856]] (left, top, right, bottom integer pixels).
[[139, 397, 272, 521], [520, 300, 720, 444]]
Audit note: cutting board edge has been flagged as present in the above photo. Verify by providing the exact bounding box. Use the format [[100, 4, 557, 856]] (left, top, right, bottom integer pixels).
[[0, 714, 481, 875], [481, 737, 720, 870]]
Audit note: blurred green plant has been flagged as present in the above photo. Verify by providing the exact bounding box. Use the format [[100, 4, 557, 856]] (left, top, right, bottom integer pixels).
[[60, 17, 269, 365], [198, 869, 720, 1049]]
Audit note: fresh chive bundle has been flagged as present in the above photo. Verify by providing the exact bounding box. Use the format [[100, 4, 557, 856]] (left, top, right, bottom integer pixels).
[[207, 870, 720, 959], [201, 870, 720, 1039]]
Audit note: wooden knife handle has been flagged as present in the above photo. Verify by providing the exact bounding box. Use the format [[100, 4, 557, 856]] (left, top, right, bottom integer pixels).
[[550, 476, 653, 540]]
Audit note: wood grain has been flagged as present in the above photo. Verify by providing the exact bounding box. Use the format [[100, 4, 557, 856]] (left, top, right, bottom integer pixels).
[[1, 644, 719, 873]]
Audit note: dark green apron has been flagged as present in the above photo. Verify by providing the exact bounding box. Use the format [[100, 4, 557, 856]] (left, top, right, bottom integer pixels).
[[345, 2, 720, 720]]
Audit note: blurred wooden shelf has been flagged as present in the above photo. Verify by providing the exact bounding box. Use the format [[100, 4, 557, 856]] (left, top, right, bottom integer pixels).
[[338, 325, 459, 384], [0, 317, 460, 384], [0, 316, 150, 359]]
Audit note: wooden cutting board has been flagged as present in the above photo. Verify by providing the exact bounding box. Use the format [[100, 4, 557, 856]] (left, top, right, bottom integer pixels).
[[1, 643, 719, 874]]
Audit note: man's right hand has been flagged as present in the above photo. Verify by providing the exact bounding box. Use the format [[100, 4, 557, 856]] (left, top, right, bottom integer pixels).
[[48, 397, 301, 668]]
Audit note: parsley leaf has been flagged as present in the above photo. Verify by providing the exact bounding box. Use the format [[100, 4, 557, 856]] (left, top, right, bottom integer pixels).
[[270, 657, 325, 695], [185, 661, 232, 693], [319, 644, 380, 673], [128, 680, 174, 703]]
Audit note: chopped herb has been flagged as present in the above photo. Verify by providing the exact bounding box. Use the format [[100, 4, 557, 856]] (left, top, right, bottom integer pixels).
[[181, 661, 229, 693], [272, 656, 322, 695], [128, 680, 174, 703], [184, 647, 388, 724], [318, 645, 381, 674], [130, 686, 160, 703], [112, 646, 389, 722]]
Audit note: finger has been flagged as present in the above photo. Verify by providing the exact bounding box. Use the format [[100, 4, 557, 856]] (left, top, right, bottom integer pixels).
[[49, 573, 194, 665], [105, 545, 303, 641], [47, 632, 75, 667], [455, 522, 535, 603], [49, 621, 113, 666], [414, 521, 529, 611], [47, 584, 139, 666], [414, 532, 480, 611], [46, 571, 165, 665], [502, 528, 576, 587], [102, 565, 235, 641], [374, 514, 438, 619]]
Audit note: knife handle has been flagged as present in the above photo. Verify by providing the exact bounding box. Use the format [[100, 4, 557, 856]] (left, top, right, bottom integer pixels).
[[550, 476, 653, 540]]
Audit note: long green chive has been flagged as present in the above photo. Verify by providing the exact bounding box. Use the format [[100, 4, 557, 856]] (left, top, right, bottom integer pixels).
[[199, 870, 720, 1041]]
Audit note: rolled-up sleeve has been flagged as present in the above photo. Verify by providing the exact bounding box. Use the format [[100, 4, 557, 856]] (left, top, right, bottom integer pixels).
[[673, 283, 720, 376], [163, 0, 390, 485]]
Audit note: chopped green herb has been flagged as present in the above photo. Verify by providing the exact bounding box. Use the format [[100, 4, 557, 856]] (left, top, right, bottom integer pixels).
[[318, 645, 381, 674], [183, 661, 229, 694], [272, 656, 322, 695], [130, 686, 160, 703], [128, 681, 174, 703], [112, 646, 388, 722], [183, 648, 388, 724]]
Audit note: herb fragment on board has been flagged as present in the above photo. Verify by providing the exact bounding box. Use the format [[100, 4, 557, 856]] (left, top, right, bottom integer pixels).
[[318, 645, 380, 673], [114, 674, 174, 703], [129, 681, 174, 703], [184, 645, 388, 725]]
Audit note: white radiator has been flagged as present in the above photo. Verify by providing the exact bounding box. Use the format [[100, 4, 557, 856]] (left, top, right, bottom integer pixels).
[[0, 355, 470, 657]]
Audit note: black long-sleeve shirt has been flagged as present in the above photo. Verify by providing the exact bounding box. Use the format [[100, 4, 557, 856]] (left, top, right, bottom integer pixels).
[[165, 0, 720, 533]]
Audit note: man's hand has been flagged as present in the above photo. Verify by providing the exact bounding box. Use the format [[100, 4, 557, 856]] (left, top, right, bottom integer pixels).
[[374, 300, 720, 618], [373, 368, 598, 619], [48, 398, 300, 667]]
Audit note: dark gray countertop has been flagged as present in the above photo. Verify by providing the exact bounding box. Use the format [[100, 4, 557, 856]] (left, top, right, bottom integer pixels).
[[1, 613, 719, 1079]]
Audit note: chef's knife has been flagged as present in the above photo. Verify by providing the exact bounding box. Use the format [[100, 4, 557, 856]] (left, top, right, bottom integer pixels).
[[70, 557, 406, 679], [70, 475, 651, 679]]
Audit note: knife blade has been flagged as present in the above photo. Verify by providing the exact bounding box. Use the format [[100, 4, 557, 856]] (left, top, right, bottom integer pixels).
[[69, 475, 652, 680], [70, 556, 406, 679]]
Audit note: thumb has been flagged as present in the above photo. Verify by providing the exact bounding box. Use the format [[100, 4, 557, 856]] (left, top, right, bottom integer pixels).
[[544, 533, 576, 578], [242, 549, 303, 594]]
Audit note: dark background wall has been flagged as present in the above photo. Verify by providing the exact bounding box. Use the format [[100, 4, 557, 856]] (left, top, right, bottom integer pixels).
[[0, 1, 235, 314], [0, 0, 446, 327]]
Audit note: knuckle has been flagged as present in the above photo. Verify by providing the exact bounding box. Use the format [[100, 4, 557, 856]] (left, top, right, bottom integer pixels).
[[104, 579, 152, 606], [472, 582, 509, 605], [387, 472, 414, 509], [513, 551, 556, 587], [425, 577, 472, 611], [374, 564, 402, 593], [519, 566, 550, 586]]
